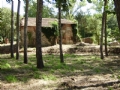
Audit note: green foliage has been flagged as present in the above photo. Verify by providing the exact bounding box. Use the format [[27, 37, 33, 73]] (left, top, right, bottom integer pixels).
[[108, 87, 114, 90], [60, 0, 87, 20], [0, 8, 11, 41], [107, 14, 120, 40], [24, 0, 55, 18], [79, 60, 86, 64], [41, 74, 56, 80], [6, 0, 12, 3], [93, 67, 101, 73], [117, 75, 120, 79], [92, 0, 114, 14], [5, 75, 18, 83], [91, 56, 102, 61], [33, 72, 41, 79], [0, 8, 2, 24], [51, 21, 59, 36], [0, 7, 16, 42], [105, 0, 115, 14], [31, 65, 39, 71], [41, 27, 56, 45], [75, 6, 119, 44], [87, 0, 92, 3], [0, 53, 120, 87], [75, 12, 101, 44], [1, 63, 11, 69], [92, 0, 104, 13], [5, 63, 11, 68], [27, 32, 32, 40]]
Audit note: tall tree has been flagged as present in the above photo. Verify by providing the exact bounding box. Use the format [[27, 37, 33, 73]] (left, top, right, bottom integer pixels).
[[16, 0, 21, 60], [0, 8, 2, 35], [6, 0, 14, 58], [11, 0, 14, 58], [58, 1, 64, 63], [55, 0, 80, 63], [46, 0, 66, 63], [113, 0, 120, 31], [36, 0, 44, 68], [104, 0, 108, 57], [24, 0, 29, 64], [48, 0, 90, 63], [100, 0, 107, 59]]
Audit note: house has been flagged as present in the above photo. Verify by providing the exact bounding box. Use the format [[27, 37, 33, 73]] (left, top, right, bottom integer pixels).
[[20, 18, 77, 47]]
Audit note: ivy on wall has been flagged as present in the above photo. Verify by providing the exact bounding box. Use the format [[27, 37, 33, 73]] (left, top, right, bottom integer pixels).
[[51, 21, 59, 37]]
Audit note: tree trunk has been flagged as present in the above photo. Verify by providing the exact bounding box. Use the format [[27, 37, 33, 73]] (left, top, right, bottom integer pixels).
[[100, 0, 107, 59], [58, 2, 64, 63], [36, 0, 44, 69], [10, 0, 14, 58], [104, 0, 108, 57], [24, 0, 28, 64], [113, 0, 120, 31], [16, 0, 20, 60]]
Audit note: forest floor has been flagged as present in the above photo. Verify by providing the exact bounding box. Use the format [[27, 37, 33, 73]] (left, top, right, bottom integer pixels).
[[0, 43, 120, 90]]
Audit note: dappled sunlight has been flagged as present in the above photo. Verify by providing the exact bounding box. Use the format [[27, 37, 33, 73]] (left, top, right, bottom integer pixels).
[[0, 53, 120, 89]]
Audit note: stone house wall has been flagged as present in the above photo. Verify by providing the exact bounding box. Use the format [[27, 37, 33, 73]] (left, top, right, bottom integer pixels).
[[61, 24, 73, 44], [20, 26, 51, 47]]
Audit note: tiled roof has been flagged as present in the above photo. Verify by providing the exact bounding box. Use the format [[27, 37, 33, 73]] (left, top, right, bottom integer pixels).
[[20, 18, 75, 27]]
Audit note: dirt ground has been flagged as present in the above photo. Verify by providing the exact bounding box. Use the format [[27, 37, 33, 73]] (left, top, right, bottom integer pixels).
[[1, 73, 120, 90], [0, 43, 120, 90]]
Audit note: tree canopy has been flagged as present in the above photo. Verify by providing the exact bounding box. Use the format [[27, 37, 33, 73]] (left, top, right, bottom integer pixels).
[[0, 7, 16, 42]]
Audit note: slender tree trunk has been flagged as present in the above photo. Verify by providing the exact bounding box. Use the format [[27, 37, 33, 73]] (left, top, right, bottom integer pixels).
[[100, 18, 104, 59], [16, 0, 20, 60], [113, 0, 120, 31], [10, 0, 14, 58], [104, 0, 108, 57], [36, 0, 44, 69], [24, 0, 29, 64], [100, 0, 107, 59], [58, 2, 64, 63]]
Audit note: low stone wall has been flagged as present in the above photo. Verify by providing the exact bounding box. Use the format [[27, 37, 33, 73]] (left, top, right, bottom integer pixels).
[[82, 37, 93, 44], [0, 44, 120, 55], [108, 46, 120, 54], [68, 46, 100, 54], [0, 44, 17, 54]]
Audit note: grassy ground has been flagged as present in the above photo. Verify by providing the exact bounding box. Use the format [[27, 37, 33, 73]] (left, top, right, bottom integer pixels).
[[0, 53, 120, 90]]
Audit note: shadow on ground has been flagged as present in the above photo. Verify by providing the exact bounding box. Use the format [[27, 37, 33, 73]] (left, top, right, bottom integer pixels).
[[0, 53, 120, 89]]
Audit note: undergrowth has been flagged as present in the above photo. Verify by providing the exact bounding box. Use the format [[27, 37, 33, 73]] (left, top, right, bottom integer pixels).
[[0, 53, 119, 83]]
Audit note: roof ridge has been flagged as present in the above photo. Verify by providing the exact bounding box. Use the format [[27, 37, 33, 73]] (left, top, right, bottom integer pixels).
[[20, 18, 75, 27]]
